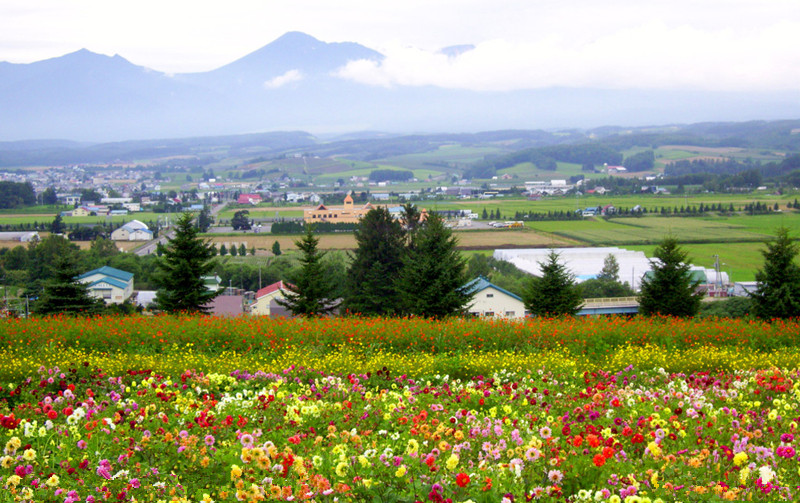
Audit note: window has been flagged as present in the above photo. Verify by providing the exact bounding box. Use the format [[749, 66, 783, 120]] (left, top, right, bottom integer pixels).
[[486, 293, 494, 298], [484, 312, 494, 317], [505, 311, 515, 317]]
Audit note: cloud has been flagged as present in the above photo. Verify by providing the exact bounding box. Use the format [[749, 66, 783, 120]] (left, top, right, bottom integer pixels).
[[335, 21, 800, 92], [263, 69, 304, 89]]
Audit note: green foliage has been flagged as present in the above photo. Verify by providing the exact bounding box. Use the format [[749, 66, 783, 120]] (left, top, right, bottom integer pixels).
[[276, 226, 337, 316], [41, 187, 58, 205], [638, 236, 703, 317], [33, 252, 103, 316], [343, 207, 406, 316], [750, 227, 800, 319], [396, 213, 470, 318], [623, 150, 656, 172], [153, 212, 221, 314], [271, 221, 358, 234], [465, 254, 528, 297], [523, 250, 583, 316], [0, 181, 36, 209], [699, 297, 753, 319], [597, 254, 620, 282], [231, 210, 251, 231], [238, 244, 247, 257], [196, 206, 213, 232], [272, 241, 282, 256], [50, 214, 65, 234], [580, 278, 635, 299]]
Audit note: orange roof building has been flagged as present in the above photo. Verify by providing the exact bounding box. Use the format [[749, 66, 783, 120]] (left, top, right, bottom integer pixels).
[[303, 193, 374, 224]]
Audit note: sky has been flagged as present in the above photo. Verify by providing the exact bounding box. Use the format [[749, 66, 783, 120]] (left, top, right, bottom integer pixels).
[[2, 0, 800, 92]]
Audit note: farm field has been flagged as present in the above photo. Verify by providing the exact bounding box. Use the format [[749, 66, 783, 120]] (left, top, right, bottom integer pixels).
[[2, 315, 800, 501], [626, 242, 767, 282], [0, 211, 167, 226]]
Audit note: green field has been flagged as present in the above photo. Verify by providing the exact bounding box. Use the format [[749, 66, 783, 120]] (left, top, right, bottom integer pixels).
[[625, 242, 768, 282]]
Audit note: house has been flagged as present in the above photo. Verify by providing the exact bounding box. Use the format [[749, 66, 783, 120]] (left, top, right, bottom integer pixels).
[[304, 193, 375, 224], [237, 193, 262, 205], [76, 266, 134, 304], [202, 275, 222, 292], [111, 220, 153, 241], [464, 276, 527, 319], [249, 281, 294, 316]]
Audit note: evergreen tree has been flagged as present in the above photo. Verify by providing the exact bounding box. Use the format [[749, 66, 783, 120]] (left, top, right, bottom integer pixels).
[[34, 252, 103, 316], [523, 250, 583, 316], [638, 236, 702, 317], [272, 241, 282, 256], [50, 214, 65, 235], [750, 227, 800, 319], [482, 207, 488, 219], [219, 244, 228, 256], [152, 212, 220, 314], [596, 254, 620, 282], [231, 210, 251, 230], [230, 244, 238, 256], [276, 226, 337, 316], [238, 244, 247, 257], [396, 213, 470, 318], [343, 207, 405, 315], [196, 206, 213, 232]]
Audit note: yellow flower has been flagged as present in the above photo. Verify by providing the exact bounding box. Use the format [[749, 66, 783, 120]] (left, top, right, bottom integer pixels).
[[230, 464, 242, 480], [22, 449, 36, 462], [446, 454, 459, 471], [335, 461, 348, 477], [395, 465, 407, 477], [733, 452, 747, 466], [45, 474, 60, 488]]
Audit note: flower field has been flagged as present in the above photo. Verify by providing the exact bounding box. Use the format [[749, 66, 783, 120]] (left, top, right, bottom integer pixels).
[[1, 315, 800, 502]]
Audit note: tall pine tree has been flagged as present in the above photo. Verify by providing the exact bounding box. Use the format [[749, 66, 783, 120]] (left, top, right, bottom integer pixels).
[[396, 213, 470, 318], [276, 226, 337, 316], [153, 212, 221, 314], [750, 227, 800, 319], [34, 253, 103, 316], [523, 250, 583, 316], [638, 236, 702, 317], [343, 207, 405, 316]]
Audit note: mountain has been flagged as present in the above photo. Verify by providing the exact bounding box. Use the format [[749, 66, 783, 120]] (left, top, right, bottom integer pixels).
[[2, 32, 800, 142]]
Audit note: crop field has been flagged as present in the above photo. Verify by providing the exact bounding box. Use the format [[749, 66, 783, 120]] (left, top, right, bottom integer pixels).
[[0, 211, 167, 226], [625, 241, 768, 282], [526, 216, 776, 246]]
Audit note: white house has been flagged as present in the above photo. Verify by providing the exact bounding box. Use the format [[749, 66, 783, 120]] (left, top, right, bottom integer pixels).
[[111, 220, 153, 241], [76, 266, 134, 304], [464, 277, 527, 319], [249, 281, 293, 316]]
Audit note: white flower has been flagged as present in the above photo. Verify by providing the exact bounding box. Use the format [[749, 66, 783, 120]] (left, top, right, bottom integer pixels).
[[759, 465, 776, 484]]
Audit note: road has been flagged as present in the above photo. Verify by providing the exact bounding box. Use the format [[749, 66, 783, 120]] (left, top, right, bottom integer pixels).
[[133, 201, 228, 256]]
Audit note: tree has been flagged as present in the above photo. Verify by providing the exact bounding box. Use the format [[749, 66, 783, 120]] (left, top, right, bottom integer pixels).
[[34, 252, 103, 316], [219, 244, 228, 256], [231, 210, 251, 231], [750, 227, 800, 319], [196, 206, 213, 232], [50, 214, 65, 235], [596, 254, 620, 282], [400, 203, 422, 234], [523, 250, 583, 316], [41, 187, 58, 205], [230, 244, 238, 256], [276, 226, 337, 316], [343, 207, 406, 316], [396, 213, 470, 318], [152, 212, 221, 314], [638, 236, 702, 317], [580, 278, 635, 299], [238, 244, 247, 257], [272, 241, 282, 256]]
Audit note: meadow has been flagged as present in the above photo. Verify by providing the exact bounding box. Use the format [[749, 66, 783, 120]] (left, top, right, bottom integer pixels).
[[2, 315, 800, 502]]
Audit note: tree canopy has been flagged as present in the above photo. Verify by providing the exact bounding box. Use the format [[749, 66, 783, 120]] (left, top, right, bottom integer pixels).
[[153, 212, 221, 314], [276, 226, 337, 317], [523, 250, 583, 316], [638, 236, 703, 317], [750, 227, 800, 319]]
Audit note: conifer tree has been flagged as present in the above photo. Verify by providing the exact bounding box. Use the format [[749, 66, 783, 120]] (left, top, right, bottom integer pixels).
[[276, 226, 336, 316], [153, 212, 220, 314], [638, 236, 702, 317], [34, 253, 102, 316], [343, 207, 405, 315], [523, 250, 583, 316], [396, 213, 470, 318], [750, 227, 800, 319]]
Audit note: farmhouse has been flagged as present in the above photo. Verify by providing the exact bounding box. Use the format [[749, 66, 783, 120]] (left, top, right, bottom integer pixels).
[[304, 193, 375, 224], [464, 276, 527, 319], [111, 220, 153, 241], [76, 266, 134, 304], [249, 281, 293, 316]]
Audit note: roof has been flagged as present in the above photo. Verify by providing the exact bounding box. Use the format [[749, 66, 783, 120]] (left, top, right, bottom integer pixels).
[[463, 276, 523, 301], [255, 280, 293, 299], [204, 295, 245, 316], [120, 220, 148, 231], [77, 266, 134, 283], [85, 277, 129, 290]]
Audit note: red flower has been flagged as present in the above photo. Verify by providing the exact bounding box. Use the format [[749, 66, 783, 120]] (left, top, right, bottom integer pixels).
[[456, 472, 470, 487], [593, 454, 606, 467], [47, 410, 58, 420]]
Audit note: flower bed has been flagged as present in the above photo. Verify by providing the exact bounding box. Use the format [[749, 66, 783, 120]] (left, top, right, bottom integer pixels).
[[2, 363, 799, 502]]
